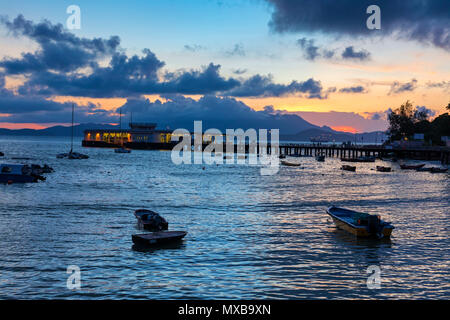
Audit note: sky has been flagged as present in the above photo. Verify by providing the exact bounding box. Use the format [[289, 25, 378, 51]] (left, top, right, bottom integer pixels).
[[0, 0, 449, 132]]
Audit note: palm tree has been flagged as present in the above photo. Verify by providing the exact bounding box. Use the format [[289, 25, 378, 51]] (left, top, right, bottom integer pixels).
[[447, 102, 450, 111]]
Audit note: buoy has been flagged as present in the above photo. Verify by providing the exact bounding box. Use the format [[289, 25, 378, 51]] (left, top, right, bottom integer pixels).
[[7, 180, 13, 185]]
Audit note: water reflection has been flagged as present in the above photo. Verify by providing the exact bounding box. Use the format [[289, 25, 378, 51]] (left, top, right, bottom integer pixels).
[[0, 136, 448, 299]]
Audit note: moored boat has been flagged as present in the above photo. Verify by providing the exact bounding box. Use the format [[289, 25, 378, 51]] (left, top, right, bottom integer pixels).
[[281, 160, 301, 167], [341, 165, 356, 172], [0, 164, 44, 183], [57, 104, 89, 160], [326, 206, 394, 238], [316, 154, 325, 162], [376, 166, 391, 172], [114, 146, 131, 153], [134, 209, 169, 231], [341, 156, 375, 163], [429, 167, 448, 173], [132, 231, 187, 246], [57, 151, 89, 159], [416, 167, 432, 172], [400, 163, 425, 170]]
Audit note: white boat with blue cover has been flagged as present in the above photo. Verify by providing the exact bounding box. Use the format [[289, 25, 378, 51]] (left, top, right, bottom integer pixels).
[[327, 206, 394, 238], [0, 164, 41, 183]]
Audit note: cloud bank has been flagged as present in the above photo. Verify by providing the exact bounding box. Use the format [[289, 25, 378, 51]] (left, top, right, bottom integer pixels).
[[0, 15, 332, 100], [267, 0, 450, 51]]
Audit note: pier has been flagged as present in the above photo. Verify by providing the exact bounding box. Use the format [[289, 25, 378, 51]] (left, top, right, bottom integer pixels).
[[274, 144, 450, 165], [82, 136, 450, 164]]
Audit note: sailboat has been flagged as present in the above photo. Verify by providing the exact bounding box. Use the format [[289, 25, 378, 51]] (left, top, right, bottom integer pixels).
[[56, 104, 89, 159], [114, 108, 131, 153]]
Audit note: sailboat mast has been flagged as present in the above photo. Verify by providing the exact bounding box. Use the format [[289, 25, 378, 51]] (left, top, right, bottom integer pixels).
[[71, 103, 74, 152], [120, 108, 122, 129]]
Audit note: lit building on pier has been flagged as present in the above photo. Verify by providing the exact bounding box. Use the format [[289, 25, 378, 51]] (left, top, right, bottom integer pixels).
[[82, 123, 174, 148]]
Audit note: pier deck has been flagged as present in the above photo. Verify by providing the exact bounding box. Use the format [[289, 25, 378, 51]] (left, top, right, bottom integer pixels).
[[82, 139, 450, 164]]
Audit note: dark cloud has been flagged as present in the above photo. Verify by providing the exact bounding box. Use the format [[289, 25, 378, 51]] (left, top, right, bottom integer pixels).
[[233, 68, 247, 75], [296, 38, 320, 61], [341, 46, 371, 61], [339, 85, 367, 93], [2, 14, 120, 52], [0, 14, 120, 74], [426, 81, 450, 91], [415, 105, 436, 117], [266, 0, 450, 51], [225, 43, 246, 57], [388, 79, 418, 95], [184, 44, 206, 52], [0, 15, 332, 101], [364, 109, 392, 121], [17, 49, 166, 97], [0, 87, 114, 123], [296, 38, 370, 62], [118, 94, 316, 133], [160, 63, 240, 95], [227, 74, 328, 99]]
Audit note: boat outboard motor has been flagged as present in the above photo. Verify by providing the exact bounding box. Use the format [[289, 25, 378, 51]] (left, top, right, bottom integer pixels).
[[367, 215, 382, 237]]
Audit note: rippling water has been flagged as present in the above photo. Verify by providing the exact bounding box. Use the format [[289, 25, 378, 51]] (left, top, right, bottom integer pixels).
[[0, 136, 449, 299]]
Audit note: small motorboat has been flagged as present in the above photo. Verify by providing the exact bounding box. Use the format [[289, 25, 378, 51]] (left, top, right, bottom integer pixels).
[[281, 160, 301, 167], [341, 165, 356, 172], [400, 163, 425, 170], [341, 156, 375, 163], [134, 209, 169, 231], [416, 167, 433, 172], [57, 151, 89, 159], [376, 166, 391, 172], [132, 231, 187, 246], [1, 164, 45, 183], [279, 154, 286, 159], [429, 167, 448, 173], [31, 164, 54, 174], [316, 154, 325, 162], [114, 147, 131, 153], [326, 206, 394, 238]]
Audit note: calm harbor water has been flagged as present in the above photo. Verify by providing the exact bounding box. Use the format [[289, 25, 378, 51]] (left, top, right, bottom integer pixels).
[[0, 136, 448, 299]]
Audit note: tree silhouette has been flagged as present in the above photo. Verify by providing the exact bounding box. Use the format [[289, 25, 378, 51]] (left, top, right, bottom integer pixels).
[[387, 100, 430, 142]]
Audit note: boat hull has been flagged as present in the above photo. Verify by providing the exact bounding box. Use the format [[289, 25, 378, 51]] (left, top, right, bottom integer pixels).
[[132, 231, 187, 246], [281, 160, 301, 166], [400, 164, 425, 170], [328, 215, 393, 238], [341, 165, 356, 172], [0, 174, 37, 183]]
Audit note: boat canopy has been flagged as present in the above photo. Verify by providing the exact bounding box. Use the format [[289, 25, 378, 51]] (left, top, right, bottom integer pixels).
[[1, 164, 26, 175]]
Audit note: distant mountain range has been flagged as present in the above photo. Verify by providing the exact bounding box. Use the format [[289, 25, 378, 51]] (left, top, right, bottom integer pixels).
[[0, 123, 387, 143], [280, 127, 387, 143], [0, 123, 117, 137]]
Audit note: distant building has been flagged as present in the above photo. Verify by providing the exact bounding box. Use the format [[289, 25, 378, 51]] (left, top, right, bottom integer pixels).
[[82, 123, 173, 148]]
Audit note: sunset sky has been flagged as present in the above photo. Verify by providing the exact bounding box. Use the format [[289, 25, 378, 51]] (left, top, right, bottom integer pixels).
[[0, 0, 449, 132]]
